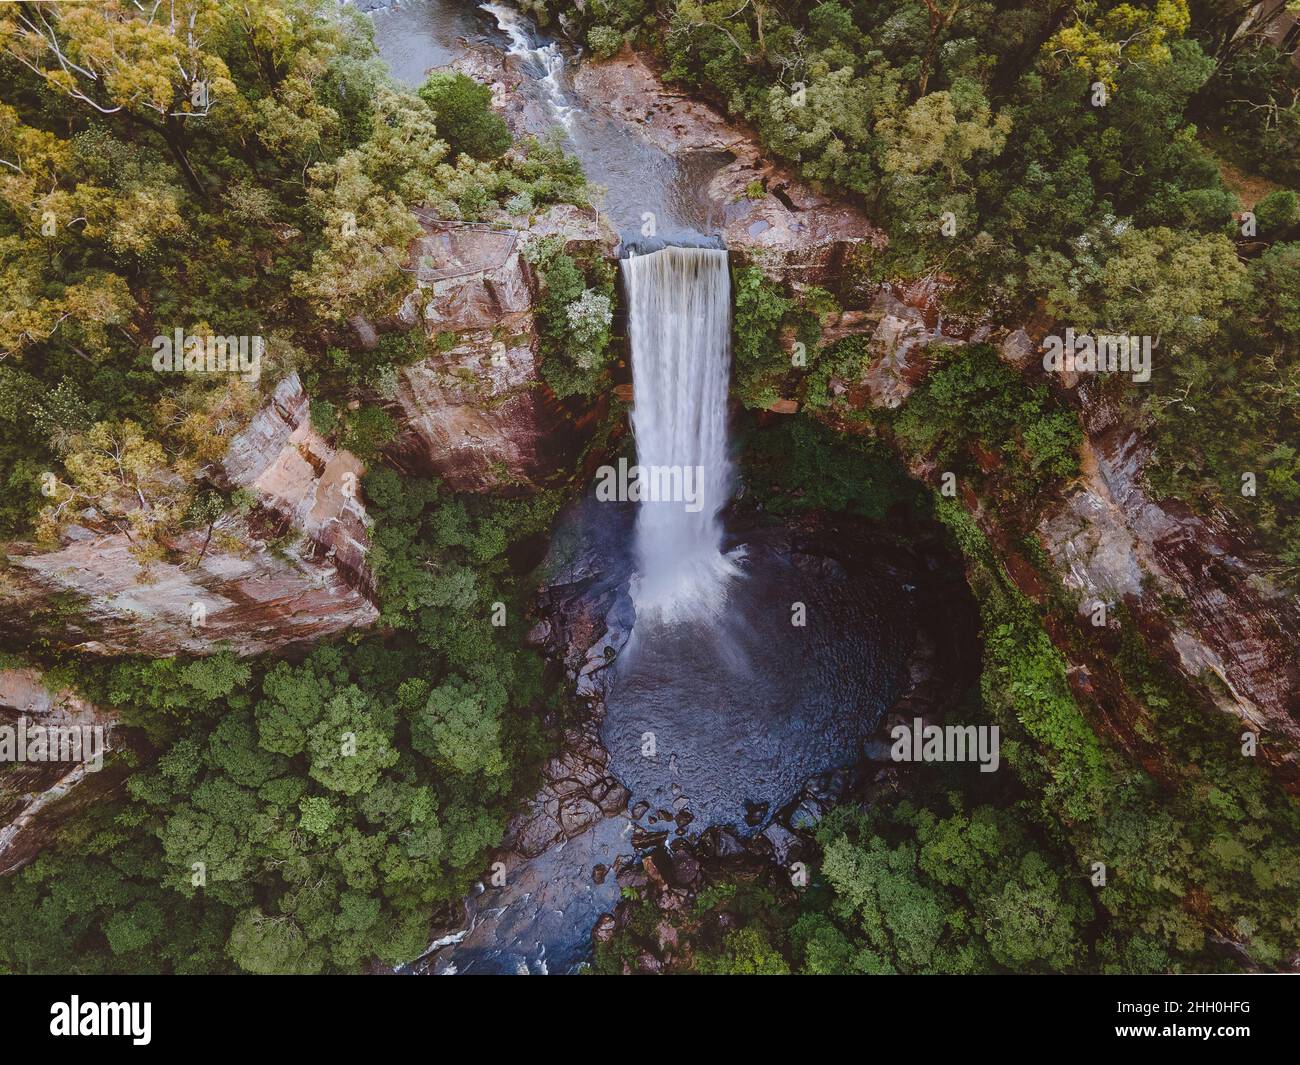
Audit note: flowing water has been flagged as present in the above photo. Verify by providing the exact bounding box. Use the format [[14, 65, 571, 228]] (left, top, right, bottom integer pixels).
[[622, 244, 741, 622], [369, 0, 918, 973], [479, 2, 576, 128], [368, 0, 729, 235], [366, 0, 485, 81]]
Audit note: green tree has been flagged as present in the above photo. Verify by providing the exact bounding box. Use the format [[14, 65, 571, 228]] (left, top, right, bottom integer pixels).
[[417, 71, 512, 161]]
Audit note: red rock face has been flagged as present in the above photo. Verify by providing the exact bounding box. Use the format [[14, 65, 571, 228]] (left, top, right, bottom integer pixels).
[[386, 206, 617, 492], [221, 372, 373, 591], [809, 290, 1300, 782], [0, 669, 123, 876], [0, 372, 378, 658], [1, 514, 378, 658]]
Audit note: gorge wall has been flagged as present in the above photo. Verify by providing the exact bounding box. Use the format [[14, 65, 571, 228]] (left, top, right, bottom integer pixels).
[[548, 44, 1300, 785], [0, 668, 122, 876], [0, 372, 377, 659]]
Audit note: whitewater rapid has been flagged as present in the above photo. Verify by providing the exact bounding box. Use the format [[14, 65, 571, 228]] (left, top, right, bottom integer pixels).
[[621, 244, 740, 622]]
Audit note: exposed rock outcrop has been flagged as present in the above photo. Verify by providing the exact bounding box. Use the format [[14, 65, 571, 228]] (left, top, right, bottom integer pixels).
[[455, 42, 886, 294], [1037, 388, 1300, 771], [0, 373, 377, 657], [220, 372, 373, 590], [385, 205, 618, 492], [0, 668, 121, 876], [570, 51, 887, 295]]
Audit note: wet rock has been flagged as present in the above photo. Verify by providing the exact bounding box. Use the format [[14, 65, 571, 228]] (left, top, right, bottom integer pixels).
[[863, 739, 895, 763], [668, 844, 701, 889], [761, 822, 801, 867], [787, 796, 826, 831], [592, 913, 617, 944], [592, 778, 630, 815], [655, 921, 679, 954], [643, 848, 674, 888], [619, 815, 655, 846], [616, 866, 648, 893], [559, 797, 602, 836], [656, 888, 691, 914], [698, 825, 747, 859], [513, 812, 564, 860]]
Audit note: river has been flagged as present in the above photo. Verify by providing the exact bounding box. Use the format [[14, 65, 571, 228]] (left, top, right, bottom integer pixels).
[[367, 0, 916, 974], [368, 0, 729, 237]]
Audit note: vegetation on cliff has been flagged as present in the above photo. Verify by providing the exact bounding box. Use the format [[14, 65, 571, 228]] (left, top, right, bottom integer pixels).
[[0, 0, 584, 973], [0, 0, 588, 556], [534, 0, 1300, 581], [2, 0, 1299, 978]]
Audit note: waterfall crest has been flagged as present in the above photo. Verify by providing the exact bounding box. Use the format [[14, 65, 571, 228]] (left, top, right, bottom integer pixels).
[[622, 244, 740, 623]]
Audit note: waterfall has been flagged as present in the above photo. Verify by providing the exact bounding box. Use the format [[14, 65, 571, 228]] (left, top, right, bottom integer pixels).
[[480, 2, 575, 129], [621, 244, 740, 623]]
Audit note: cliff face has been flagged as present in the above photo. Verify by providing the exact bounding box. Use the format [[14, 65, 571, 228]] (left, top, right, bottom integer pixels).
[[0, 201, 620, 656], [556, 52, 1300, 782], [385, 205, 618, 492], [0, 668, 123, 876], [1037, 385, 1300, 775], [828, 305, 1300, 781], [220, 372, 372, 591], [0, 373, 378, 658], [507, 46, 1300, 781]]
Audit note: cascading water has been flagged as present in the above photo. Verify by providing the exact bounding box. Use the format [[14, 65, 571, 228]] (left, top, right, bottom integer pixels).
[[480, 2, 575, 128], [621, 244, 741, 623]]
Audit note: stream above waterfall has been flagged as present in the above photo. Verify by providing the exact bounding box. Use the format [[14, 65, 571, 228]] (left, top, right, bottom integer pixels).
[[368, 0, 731, 236]]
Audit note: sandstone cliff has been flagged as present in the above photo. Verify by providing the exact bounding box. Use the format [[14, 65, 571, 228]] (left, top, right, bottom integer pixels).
[[0, 668, 122, 876], [0, 372, 377, 658], [385, 204, 618, 492]]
